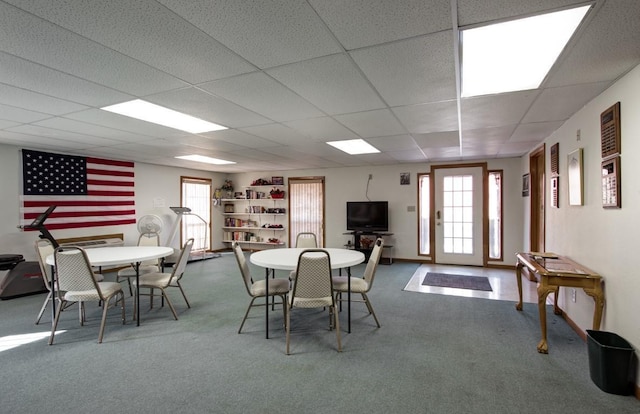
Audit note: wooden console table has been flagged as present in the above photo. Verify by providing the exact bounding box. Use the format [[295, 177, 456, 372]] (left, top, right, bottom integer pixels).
[[515, 252, 604, 354]]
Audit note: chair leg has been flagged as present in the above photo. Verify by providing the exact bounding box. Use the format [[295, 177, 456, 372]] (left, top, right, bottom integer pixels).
[[362, 293, 381, 328], [175, 281, 191, 308], [161, 289, 178, 320], [97, 299, 109, 344], [238, 297, 257, 333], [332, 305, 342, 352], [49, 300, 66, 345], [35, 291, 52, 324], [285, 304, 291, 355]]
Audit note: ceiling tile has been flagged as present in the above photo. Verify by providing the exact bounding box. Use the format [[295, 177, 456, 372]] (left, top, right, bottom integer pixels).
[[392, 101, 459, 134], [351, 32, 457, 106], [510, 121, 565, 143], [200, 72, 324, 122], [524, 83, 610, 123], [239, 124, 314, 146], [334, 109, 406, 138], [157, 0, 343, 68], [0, 2, 188, 96], [284, 117, 360, 142], [200, 129, 280, 149], [3, 0, 255, 84], [461, 90, 539, 130], [309, 0, 451, 50], [412, 131, 460, 148], [146, 87, 272, 128], [366, 134, 420, 151], [0, 83, 88, 115], [267, 54, 386, 115], [0, 103, 51, 123], [457, 0, 582, 26]]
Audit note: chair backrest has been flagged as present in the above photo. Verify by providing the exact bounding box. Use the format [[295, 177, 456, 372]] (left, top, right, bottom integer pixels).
[[363, 238, 384, 286], [35, 239, 55, 291], [291, 249, 334, 308], [137, 232, 160, 266], [295, 232, 318, 248], [170, 238, 193, 283], [53, 247, 101, 297], [232, 241, 253, 294]]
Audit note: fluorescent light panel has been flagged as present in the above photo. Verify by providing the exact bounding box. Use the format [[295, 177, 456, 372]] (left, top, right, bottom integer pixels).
[[101, 99, 227, 133], [461, 5, 590, 97], [327, 139, 380, 155], [175, 155, 236, 165]]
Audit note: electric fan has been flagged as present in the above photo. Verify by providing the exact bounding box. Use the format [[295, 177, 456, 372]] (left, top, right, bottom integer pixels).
[[137, 214, 164, 235]]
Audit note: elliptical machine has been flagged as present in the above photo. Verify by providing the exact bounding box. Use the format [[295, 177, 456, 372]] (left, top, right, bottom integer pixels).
[[0, 206, 58, 300]]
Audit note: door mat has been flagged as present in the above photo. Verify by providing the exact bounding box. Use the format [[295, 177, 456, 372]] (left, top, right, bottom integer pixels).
[[422, 272, 492, 292]]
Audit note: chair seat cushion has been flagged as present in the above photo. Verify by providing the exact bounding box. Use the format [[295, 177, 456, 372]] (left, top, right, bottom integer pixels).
[[250, 278, 289, 296], [332, 276, 369, 293], [135, 272, 172, 289], [64, 281, 122, 302], [290, 296, 333, 308], [117, 265, 160, 277]]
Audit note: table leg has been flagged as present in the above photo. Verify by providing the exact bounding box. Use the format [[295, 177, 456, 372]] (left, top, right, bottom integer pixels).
[[584, 284, 605, 330], [347, 267, 351, 334], [536, 281, 555, 354], [515, 262, 524, 311], [265, 267, 269, 339], [135, 262, 140, 326]]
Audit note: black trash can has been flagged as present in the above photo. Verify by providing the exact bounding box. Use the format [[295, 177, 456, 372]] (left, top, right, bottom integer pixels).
[[587, 330, 635, 395]]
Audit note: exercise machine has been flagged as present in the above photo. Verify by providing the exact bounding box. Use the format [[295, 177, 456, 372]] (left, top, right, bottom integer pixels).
[[167, 206, 220, 263], [0, 205, 57, 299]]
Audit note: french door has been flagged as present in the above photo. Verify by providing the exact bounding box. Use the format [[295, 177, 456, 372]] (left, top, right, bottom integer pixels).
[[433, 165, 486, 266]]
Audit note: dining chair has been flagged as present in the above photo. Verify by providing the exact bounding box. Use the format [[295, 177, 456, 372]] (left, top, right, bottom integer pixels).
[[295, 232, 318, 248], [49, 246, 125, 344], [117, 232, 162, 295], [232, 241, 290, 334], [132, 238, 193, 321], [34, 239, 104, 325], [332, 238, 384, 328], [286, 249, 341, 355]]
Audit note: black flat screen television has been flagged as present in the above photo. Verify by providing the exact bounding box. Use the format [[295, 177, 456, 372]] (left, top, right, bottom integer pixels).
[[346, 201, 388, 232]]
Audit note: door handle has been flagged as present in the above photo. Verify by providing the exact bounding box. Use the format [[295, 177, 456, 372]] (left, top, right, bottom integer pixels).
[[436, 210, 441, 219]]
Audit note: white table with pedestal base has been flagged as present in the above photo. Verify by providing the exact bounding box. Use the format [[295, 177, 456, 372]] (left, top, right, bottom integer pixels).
[[250, 247, 365, 338], [46, 245, 175, 326]]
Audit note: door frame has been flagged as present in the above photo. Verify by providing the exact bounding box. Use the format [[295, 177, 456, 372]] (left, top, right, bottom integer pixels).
[[430, 162, 489, 266], [529, 145, 546, 253]]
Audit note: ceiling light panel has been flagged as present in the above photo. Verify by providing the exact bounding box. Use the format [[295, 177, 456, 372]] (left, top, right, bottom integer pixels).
[[327, 139, 380, 155]]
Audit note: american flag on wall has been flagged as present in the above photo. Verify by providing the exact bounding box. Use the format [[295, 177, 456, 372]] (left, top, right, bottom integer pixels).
[[21, 149, 136, 230]]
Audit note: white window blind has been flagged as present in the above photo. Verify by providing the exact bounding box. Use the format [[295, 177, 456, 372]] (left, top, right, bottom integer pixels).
[[288, 178, 324, 247], [180, 177, 212, 251]]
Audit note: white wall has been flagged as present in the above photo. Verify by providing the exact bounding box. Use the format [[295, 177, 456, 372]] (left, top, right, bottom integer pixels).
[[0, 144, 226, 257], [231, 157, 524, 263], [536, 64, 640, 383]]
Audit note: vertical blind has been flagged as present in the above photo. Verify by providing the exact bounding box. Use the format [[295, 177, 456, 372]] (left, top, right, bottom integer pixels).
[[288, 178, 324, 247], [181, 177, 212, 251]]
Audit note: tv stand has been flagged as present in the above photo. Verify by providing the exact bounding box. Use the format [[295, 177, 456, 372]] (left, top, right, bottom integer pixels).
[[344, 231, 393, 264]]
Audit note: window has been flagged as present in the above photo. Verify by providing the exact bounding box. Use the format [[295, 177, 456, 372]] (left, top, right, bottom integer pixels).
[[288, 177, 324, 247], [442, 175, 474, 254], [488, 171, 503, 260], [418, 173, 430, 256], [180, 176, 212, 252]]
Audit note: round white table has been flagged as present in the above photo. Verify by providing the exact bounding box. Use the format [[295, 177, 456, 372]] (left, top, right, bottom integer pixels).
[[47, 246, 174, 326], [250, 248, 365, 337]]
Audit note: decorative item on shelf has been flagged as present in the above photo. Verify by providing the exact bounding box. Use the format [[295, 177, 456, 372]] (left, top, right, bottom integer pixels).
[[271, 176, 284, 185], [221, 179, 234, 199], [213, 188, 222, 205], [270, 188, 285, 199], [251, 178, 271, 186], [268, 238, 280, 244], [360, 237, 373, 249]]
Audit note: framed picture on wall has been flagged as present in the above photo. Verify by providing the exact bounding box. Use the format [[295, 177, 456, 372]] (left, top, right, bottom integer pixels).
[[568, 148, 584, 206], [522, 173, 530, 197]]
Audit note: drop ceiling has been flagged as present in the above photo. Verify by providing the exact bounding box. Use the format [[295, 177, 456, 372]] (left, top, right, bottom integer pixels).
[[0, 0, 639, 172]]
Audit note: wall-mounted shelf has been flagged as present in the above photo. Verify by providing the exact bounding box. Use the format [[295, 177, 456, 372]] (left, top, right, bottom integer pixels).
[[221, 182, 287, 247]]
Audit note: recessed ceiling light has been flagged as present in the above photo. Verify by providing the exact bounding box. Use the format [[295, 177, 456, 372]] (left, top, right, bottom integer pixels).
[[101, 99, 227, 133], [327, 139, 380, 155], [175, 155, 236, 165], [461, 5, 590, 97]]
